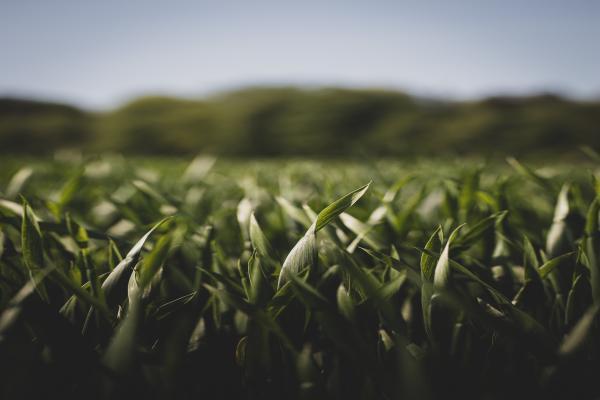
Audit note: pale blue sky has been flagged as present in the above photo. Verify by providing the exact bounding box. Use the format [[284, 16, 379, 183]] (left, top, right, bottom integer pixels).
[[1, 0, 599, 108]]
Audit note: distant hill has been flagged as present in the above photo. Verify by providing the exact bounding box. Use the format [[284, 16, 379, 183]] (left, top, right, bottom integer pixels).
[[0, 98, 91, 154], [1, 87, 599, 157]]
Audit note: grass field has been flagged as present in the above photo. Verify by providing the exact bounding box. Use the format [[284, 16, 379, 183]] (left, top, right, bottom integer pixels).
[[0, 155, 599, 399]]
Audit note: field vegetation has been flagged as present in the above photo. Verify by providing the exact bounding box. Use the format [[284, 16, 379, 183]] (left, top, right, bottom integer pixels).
[[0, 156, 599, 399]]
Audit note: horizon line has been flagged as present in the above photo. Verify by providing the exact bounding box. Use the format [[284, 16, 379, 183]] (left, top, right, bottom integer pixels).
[[2, 82, 599, 112]]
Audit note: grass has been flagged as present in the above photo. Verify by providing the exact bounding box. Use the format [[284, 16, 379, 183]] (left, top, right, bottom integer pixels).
[[0, 155, 599, 399]]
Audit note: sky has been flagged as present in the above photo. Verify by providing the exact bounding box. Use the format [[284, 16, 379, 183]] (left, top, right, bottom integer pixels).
[[1, 0, 599, 109]]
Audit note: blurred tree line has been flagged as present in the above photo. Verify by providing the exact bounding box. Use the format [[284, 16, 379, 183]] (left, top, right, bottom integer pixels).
[[1, 87, 599, 157]]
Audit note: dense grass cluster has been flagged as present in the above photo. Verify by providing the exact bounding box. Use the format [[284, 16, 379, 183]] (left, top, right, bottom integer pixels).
[[0, 156, 599, 399]]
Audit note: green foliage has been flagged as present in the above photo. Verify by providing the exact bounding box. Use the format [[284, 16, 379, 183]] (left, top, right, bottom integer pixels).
[[2, 88, 600, 157], [0, 156, 599, 399]]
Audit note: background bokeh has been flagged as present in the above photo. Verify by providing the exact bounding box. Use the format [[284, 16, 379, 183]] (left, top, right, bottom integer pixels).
[[1, 1, 599, 157]]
